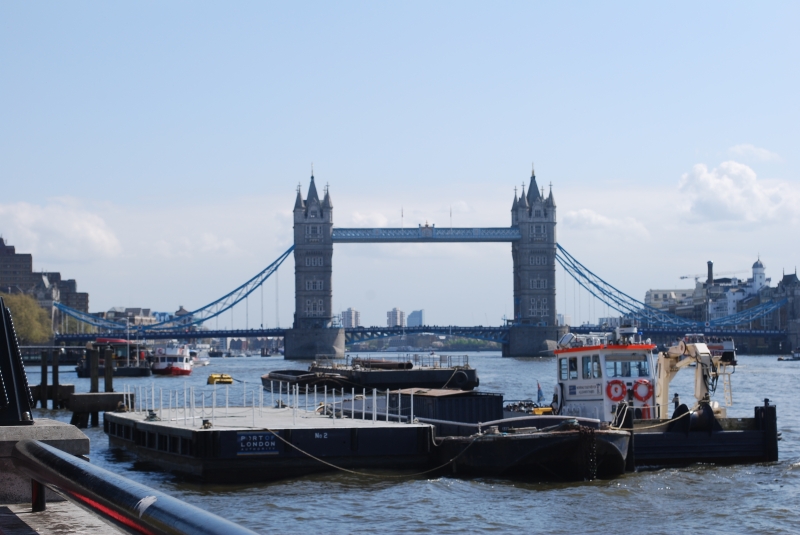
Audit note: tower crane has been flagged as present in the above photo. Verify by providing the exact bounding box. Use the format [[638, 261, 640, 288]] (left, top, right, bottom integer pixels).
[[679, 269, 748, 282]]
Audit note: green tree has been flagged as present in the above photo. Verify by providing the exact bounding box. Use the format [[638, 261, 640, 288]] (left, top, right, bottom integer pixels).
[[0, 293, 52, 344]]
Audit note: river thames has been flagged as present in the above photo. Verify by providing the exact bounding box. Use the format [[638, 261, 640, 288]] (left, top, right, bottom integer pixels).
[[27, 352, 800, 534]]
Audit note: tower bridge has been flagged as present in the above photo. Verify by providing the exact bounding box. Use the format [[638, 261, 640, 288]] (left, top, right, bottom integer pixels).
[[53, 171, 796, 355], [286, 171, 563, 358]]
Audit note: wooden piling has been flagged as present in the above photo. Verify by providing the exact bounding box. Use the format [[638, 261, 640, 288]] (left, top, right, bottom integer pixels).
[[52, 348, 60, 409], [89, 349, 99, 393], [104, 347, 114, 393]]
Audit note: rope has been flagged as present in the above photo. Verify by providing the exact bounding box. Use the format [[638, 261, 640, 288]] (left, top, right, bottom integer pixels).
[[264, 426, 480, 478], [609, 407, 691, 431]]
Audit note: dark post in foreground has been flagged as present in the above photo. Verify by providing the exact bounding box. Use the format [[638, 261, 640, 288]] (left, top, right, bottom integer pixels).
[[0, 296, 35, 425]]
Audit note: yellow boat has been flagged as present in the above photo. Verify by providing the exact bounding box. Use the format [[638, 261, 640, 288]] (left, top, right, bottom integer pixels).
[[207, 373, 234, 385]]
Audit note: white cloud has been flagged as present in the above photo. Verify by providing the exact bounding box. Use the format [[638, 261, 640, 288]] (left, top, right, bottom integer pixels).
[[678, 161, 799, 223], [728, 144, 781, 162], [0, 199, 122, 262], [347, 211, 390, 227], [562, 208, 649, 239]]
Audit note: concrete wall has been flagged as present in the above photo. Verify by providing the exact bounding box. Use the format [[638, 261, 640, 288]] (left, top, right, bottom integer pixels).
[[0, 420, 89, 503]]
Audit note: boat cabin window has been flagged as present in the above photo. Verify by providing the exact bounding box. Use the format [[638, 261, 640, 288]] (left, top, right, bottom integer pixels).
[[583, 355, 602, 379], [605, 356, 650, 378], [569, 357, 578, 379]]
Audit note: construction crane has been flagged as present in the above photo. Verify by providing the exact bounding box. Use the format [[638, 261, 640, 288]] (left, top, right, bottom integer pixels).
[[679, 269, 748, 282]]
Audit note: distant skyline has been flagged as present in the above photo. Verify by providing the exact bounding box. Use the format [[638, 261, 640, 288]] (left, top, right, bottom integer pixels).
[[1, 2, 798, 328]]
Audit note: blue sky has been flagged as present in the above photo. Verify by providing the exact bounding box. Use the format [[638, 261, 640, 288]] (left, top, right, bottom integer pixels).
[[2, 2, 798, 327]]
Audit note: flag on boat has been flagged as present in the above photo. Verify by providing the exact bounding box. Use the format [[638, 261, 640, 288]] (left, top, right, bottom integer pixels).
[[537, 382, 546, 403]]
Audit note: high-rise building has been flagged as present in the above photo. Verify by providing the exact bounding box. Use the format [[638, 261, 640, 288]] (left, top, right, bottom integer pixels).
[[387, 307, 405, 327], [407, 309, 424, 327], [556, 313, 572, 327], [341, 307, 361, 328]]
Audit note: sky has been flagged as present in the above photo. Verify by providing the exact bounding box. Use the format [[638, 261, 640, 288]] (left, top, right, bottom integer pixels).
[[1, 2, 798, 328]]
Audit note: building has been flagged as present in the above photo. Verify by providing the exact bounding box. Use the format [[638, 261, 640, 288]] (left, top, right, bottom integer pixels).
[[407, 309, 424, 327], [0, 238, 90, 317], [341, 307, 361, 328], [644, 289, 693, 310], [556, 313, 572, 327], [511, 168, 557, 327], [387, 308, 405, 327], [103, 307, 158, 326]]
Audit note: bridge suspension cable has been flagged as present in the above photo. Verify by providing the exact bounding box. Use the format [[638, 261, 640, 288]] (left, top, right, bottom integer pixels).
[[555, 244, 783, 329], [55, 246, 294, 333]]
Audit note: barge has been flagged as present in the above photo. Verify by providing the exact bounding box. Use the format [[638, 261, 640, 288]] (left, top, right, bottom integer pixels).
[[265, 353, 479, 391], [104, 404, 433, 483]]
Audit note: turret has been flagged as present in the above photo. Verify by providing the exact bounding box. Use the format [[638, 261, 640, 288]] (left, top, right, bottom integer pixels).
[[527, 166, 542, 204]]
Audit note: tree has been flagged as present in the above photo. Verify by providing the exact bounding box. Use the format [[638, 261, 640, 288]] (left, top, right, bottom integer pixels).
[[0, 293, 52, 344]]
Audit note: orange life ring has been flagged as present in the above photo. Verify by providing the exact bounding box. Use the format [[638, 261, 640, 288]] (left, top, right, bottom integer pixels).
[[606, 380, 627, 402], [633, 379, 653, 402]]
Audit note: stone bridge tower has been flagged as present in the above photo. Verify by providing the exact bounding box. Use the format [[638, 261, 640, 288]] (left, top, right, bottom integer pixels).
[[284, 174, 344, 359], [506, 168, 566, 356]]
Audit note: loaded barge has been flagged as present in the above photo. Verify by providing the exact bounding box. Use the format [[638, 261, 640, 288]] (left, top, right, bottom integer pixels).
[[262, 353, 479, 392]]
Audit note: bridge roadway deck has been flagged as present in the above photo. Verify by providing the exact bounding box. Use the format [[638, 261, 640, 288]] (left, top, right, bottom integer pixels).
[[55, 324, 786, 344], [332, 227, 521, 242]]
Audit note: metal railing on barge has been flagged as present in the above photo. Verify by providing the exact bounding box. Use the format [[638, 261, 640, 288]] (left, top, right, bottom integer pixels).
[[11, 439, 258, 535]]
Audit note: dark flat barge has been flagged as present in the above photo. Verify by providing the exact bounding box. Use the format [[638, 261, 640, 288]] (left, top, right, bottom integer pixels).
[[305, 353, 479, 390], [104, 407, 432, 483]]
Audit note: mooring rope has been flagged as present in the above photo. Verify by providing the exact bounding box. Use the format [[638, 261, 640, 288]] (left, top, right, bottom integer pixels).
[[264, 426, 480, 479]]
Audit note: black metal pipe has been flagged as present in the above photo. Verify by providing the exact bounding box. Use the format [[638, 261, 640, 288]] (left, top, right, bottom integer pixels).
[[12, 440, 258, 535]]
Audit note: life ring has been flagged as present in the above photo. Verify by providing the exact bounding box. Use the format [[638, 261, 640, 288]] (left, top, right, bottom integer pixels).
[[606, 380, 627, 402], [633, 379, 653, 402], [156, 348, 164, 355]]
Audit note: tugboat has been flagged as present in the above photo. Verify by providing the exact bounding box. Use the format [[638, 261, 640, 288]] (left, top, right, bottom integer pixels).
[[544, 326, 778, 468]]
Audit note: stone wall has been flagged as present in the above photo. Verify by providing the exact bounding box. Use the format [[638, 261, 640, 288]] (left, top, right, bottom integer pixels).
[[284, 328, 345, 360]]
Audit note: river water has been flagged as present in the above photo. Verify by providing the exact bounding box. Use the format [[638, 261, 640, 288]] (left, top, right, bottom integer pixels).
[[27, 353, 800, 534]]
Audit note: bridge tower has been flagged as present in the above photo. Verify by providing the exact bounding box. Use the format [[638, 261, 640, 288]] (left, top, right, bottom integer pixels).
[[507, 168, 566, 356], [284, 174, 345, 359]]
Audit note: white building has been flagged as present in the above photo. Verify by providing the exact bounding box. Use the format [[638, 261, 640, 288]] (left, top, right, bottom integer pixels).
[[644, 289, 693, 310], [387, 308, 405, 327], [407, 309, 424, 327], [341, 307, 361, 328]]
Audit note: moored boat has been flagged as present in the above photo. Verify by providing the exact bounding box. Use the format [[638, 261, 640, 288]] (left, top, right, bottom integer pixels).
[[75, 338, 152, 377], [151, 342, 193, 376], [261, 369, 350, 392], [308, 353, 479, 390], [536, 326, 778, 468]]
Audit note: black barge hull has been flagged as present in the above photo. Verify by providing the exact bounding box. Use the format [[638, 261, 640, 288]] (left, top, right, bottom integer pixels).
[[632, 403, 779, 467], [76, 365, 152, 378], [309, 365, 479, 390]]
